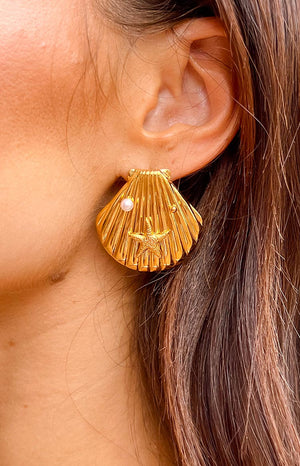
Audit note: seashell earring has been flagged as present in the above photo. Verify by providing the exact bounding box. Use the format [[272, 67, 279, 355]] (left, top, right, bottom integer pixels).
[[95, 169, 203, 272]]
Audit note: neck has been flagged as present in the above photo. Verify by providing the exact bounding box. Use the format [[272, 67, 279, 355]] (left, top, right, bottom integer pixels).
[[0, 232, 171, 465]]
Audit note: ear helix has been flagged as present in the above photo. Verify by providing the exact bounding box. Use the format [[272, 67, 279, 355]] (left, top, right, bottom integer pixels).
[[96, 169, 203, 272]]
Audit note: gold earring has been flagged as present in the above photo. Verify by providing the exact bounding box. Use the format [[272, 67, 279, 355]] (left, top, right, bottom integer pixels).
[[95, 169, 203, 272]]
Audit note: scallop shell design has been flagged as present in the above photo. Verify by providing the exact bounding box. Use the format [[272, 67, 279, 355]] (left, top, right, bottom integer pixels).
[[96, 169, 203, 272]]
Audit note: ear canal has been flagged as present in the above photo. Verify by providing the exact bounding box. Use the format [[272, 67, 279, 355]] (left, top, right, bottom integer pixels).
[[96, 169, 203, 272]]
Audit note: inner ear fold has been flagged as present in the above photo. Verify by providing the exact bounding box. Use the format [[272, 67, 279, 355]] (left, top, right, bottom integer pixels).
[[143, 62, 209, 131]]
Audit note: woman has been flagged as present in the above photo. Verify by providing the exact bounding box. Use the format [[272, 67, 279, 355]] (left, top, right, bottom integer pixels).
[[0, 0, 299, 464]]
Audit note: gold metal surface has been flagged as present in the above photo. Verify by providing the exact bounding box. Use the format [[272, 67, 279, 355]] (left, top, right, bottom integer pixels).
[[95, 169, 203, 272]]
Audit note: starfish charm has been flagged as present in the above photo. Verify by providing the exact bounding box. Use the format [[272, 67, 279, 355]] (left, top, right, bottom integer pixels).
[[128, 217, 170, 259]]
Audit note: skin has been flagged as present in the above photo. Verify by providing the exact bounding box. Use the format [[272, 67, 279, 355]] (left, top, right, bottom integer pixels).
[[0, 0, 239, 464]]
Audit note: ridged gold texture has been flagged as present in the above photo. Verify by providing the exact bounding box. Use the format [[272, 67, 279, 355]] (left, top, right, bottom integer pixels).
[[96, 169, 203, 272]]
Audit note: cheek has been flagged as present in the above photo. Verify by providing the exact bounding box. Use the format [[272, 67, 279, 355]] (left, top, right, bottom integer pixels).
[[0, 1, 113, 292], [0, 0, 88, 151]]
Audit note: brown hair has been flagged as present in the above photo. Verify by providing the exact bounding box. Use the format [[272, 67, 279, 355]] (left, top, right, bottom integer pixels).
[[100, 1, 300, 464]]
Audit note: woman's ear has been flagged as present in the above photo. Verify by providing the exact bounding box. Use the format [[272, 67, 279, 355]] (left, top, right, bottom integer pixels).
[[112, 18, 240, 181]]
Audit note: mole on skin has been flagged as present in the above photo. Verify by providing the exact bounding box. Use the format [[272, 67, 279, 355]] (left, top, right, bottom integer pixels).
[[49, 271, 69, 284]]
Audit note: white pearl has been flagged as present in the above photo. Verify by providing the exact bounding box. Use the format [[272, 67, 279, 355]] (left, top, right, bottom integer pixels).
[[120, 198, 134, 211]]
